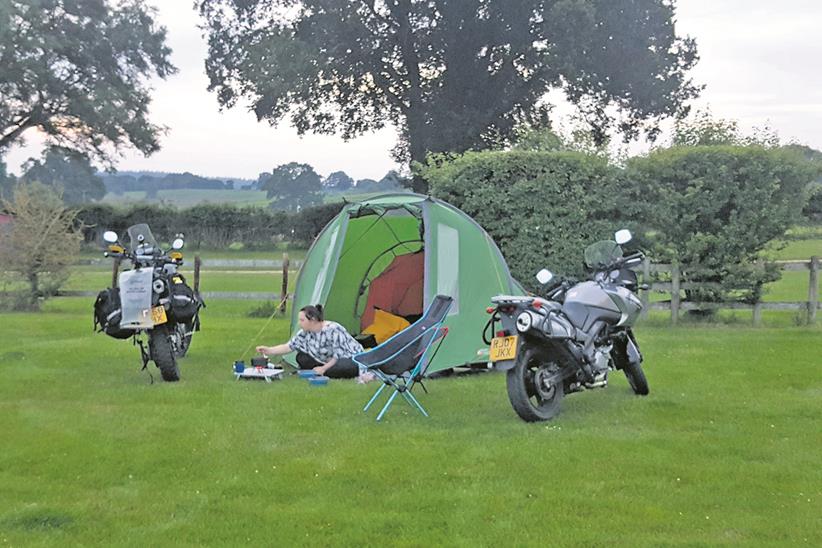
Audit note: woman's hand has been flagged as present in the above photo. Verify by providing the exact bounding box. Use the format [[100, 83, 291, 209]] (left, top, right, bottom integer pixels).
[[313, 358, 336, 375]]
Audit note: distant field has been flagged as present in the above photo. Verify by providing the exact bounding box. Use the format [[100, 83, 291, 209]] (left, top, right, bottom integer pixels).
[[101, 189, 411, 208], [102, 189, 270, 207]]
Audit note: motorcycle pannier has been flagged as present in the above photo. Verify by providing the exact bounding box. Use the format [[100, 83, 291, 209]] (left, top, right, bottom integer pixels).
[[93, 287, 136, 339], [169, 278, 199, 323]]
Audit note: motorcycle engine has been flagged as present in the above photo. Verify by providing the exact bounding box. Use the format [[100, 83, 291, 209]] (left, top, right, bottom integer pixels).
[[592, 344, 613, 373]]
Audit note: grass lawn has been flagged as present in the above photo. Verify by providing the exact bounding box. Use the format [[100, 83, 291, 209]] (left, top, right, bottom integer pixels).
[[0, 298, 819, 545]]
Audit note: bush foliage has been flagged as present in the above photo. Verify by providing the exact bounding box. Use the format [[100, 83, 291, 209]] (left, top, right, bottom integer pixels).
[[423, 150, 643, 289], [627, 145, 814, 302], [424, 146, 815, 301]]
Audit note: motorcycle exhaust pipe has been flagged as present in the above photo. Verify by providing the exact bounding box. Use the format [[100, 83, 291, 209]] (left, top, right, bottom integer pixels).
[[152, 280, 165, 294]]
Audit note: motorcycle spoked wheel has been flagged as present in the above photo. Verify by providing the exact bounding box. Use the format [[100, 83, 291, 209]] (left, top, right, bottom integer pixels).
[[506, 346, 564, 422], [171, 321, 194, 358], [623, 360, 649, 395], [149, 325, 180, 382]]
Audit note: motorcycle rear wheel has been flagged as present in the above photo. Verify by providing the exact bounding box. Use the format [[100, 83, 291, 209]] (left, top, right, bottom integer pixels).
[[623, 360, 649, 395], [149, 326, 180, 382], [506, 346, 564, 422], [172, 321, 194, 358]]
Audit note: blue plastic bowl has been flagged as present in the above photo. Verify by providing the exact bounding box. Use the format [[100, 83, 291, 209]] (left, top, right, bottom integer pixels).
[[308, 375, 329, 386], [297, 370, 317, 378]]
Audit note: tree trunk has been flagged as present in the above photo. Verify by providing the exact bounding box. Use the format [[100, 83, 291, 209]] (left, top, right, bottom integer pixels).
[[27, 271, 40, 310]]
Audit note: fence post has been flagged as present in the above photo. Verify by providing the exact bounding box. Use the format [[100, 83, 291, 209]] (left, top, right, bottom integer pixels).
[[808, 256, 819, 325], [194, 255, 202, 296], [280, 253, 289, 314], [671, 261, 680, 326], [111, 257, 121, 288], [640, 257, 650, 319]]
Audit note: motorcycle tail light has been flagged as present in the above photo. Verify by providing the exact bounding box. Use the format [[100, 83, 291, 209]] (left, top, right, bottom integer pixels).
[[486, 307, 495, 314], [496, 330, 507, 338], [532, 298, 544, 309]]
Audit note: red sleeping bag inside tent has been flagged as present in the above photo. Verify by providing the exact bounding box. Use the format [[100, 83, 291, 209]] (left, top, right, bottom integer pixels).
[[360, 252, 424, 331]]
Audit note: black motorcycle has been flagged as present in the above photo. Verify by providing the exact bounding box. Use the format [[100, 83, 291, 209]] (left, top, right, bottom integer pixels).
[[484, 229, 649, 421], [93, 224, 202, 381]]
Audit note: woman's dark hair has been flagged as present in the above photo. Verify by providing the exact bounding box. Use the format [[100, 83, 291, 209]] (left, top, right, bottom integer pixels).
[[300, 304, 324, 322]]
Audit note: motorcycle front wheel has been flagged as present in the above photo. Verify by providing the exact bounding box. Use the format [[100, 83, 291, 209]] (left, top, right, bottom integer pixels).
[[149, 326, 180, 382], [623, 360, 649, 395], [506, 345, 564, 422]]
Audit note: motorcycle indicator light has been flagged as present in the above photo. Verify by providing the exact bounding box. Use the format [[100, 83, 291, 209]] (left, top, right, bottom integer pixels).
[[532, 298, 544, 309], [486, 307, 495, 314]]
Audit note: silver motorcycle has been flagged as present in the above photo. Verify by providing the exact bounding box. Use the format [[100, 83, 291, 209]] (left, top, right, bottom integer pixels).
[[485, 229, 649, 421]]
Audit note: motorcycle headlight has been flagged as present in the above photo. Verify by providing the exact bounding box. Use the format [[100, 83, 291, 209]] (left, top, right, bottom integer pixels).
[[516, 311, 533, 333]]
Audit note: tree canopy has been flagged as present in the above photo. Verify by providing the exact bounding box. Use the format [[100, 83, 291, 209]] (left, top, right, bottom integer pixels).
[[199, 0, 699, 191], [22, 147, 105, 204], [322, 171, 354, 192], [0, 0, 176, 165], [258, 162, 323, 210]]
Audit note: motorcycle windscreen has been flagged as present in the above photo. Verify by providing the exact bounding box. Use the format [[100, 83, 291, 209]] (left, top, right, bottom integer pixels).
[[127, 223, 159, 254], [119, 269, 155, 328]]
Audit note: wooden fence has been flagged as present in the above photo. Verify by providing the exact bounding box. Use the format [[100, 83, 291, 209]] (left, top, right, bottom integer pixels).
[[62, 254, 822, 326], [638, 257, 820, 326], [62, 254, 301, 308]]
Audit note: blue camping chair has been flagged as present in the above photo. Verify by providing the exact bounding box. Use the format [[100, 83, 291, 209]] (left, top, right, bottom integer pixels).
[[352, 295, 454, 421]]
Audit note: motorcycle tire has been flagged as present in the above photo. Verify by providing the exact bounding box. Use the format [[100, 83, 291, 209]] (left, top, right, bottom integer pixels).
[[172, 321, 194, 358], [506, 346, 564, 422], [623, 360, 649, 395], [149, 326, 180, 382]]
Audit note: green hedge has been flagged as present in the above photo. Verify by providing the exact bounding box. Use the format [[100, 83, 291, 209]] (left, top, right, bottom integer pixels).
[[423, 146, 815, 301], [627, 145, 814, 302], [423, 150, 642, 289], [77, 202, 344, 249]]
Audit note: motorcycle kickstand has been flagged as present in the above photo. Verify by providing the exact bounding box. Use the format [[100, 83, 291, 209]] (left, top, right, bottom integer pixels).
[[134, 336, 154, 384]]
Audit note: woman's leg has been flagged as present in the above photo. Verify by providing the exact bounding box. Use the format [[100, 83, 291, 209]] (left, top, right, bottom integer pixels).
[[324, 357, 359, 379], [296, 351, 322, 370]]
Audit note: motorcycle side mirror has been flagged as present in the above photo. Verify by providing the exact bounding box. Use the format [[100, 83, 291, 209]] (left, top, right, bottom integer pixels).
[[103, 231, 119, 243], [171, 238, 184, 250], [615, 229, 632, 245], [536, 269, 554, 285]]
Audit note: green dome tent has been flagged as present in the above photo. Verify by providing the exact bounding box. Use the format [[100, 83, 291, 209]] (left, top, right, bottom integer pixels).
[[287, 193, 522, 372]]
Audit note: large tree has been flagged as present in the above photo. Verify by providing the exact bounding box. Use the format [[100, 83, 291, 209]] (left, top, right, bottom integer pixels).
[[199, 0, 699, 191], [322, 170, 354, 192], [258, 162, 323, 210], [22, 147, 106, 204], [0, 0, 176, 165]]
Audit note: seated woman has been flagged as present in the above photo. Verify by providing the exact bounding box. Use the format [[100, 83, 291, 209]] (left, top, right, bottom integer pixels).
[[256, 304, 364, 379]]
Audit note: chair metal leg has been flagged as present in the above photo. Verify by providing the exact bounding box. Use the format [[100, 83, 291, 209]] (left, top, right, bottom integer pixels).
[[400, 390, 429, 417], [363, 382, 388, 412], [376, 390, 400, 421]]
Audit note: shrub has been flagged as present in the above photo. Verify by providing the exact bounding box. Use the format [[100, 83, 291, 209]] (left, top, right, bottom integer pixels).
[[422, 150, 641, 289], [627, 145, 815, 303]]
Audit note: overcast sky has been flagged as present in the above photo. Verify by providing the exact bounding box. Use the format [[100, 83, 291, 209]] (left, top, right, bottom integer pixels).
[[5, 0, 822, 180]]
